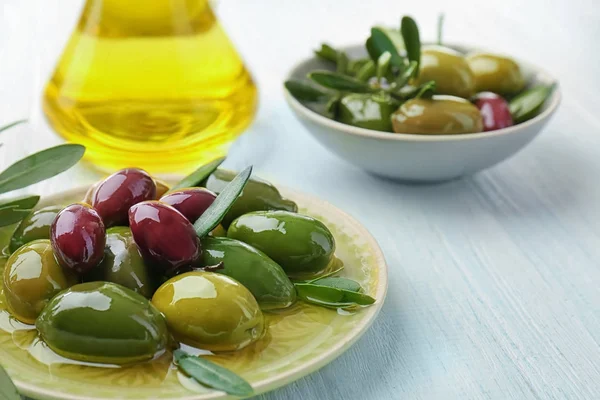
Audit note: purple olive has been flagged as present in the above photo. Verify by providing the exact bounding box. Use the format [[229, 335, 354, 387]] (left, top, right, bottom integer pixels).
[[92, 168, 156, 227], [473, 92, 513, 131], [128, 201, 200, 274], [160, 188, 217, 223], [50, 203, 106, 274]]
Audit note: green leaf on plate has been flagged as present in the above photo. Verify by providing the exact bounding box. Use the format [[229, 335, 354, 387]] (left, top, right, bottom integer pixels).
[[0, 194, 40, 211], [401, 16, 421, 78], [336, 51, 349, 75], [308, 71, 373, 93], [312, 277, 362, 292], [0, 365, 21, 400], [0, 120, 27, 135], [325, 95, 342, 119], [193, 166, 252, 238], [284, 80, 332, 103], [174, 349, 253, 397], [394, 60, 419, 87], [356, 60, 376, 82], [295, 282, 375, 309], [314, 43, 340, 63], [348, 58, 371, 76], [413, 81, 436, 99], [0, 144, 85, 195], [0, 207, 32, 227], [172, 157, 225, 190], [509, 84, 556, 124], [376, 52, 392, 82], [368, 27, 406, 70]]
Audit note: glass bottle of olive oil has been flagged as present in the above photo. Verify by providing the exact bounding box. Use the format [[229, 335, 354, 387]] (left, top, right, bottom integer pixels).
[[43, 0, 257, 174]]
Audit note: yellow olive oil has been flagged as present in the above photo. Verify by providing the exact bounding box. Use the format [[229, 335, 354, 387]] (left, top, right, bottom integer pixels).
[[43, 0, 257, 174]]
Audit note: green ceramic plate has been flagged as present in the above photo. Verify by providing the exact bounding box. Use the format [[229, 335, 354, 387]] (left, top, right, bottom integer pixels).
[[0, 186, 387, 400]]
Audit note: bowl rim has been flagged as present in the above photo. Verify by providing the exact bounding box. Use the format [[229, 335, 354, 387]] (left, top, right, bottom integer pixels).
[[284, 42, 562, 142]]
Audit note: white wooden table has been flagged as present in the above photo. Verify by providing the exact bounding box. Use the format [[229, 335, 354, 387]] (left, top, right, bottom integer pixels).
[[2, 1, 599, 399]]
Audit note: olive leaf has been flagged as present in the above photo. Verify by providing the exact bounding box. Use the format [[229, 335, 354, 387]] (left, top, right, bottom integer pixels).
[[437, 13, 445, 45], [172, 157, 225, 190], [174, 349, 253, 397], [0, 365, 21, 400], [368, 28, 406, 70], [325, 95, 342, 119], [376, 52, 392, 83], [356, 60, 375, 82], [0, 207, 32, 227], [413, 81, 436, 99], [348, 58, 371, 76], [295, 282, 375, 309], [284, 80, 332, 103], [308, 71, 374, 93], [401, 16, 421, 78], [312, 277, 362, 292], [509, 84, 556, 124], [394, 60, 419, 87], [0, 119, 27, 135], [0, 144, 85, 195], [336, 52, 349, 75], [0, 194, 40, 210], [193, 166, 252, 238], [314, 43, 340, 63]]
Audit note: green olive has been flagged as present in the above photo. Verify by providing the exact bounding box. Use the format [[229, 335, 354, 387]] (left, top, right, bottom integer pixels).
[[2, 239, 77, 324], [391, 95, 484, 134], [152, 271, 264, 352], [338, 93, 398, 132], [9, 206, 62, 253], [200, 236, 296, 310], [227, 211, 336, 278], [203, 169, 298, 227], [414, 45, 475, 98], [94, 227, 155, 298], [36, 282, 168, 365], [466, 52, 525, 95]]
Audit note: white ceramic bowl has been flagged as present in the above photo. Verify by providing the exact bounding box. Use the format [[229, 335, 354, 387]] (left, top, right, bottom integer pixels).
[[284, 44, 561, 182]]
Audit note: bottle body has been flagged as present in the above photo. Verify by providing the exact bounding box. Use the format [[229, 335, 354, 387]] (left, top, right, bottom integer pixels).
[[43, 0, 257, 173]]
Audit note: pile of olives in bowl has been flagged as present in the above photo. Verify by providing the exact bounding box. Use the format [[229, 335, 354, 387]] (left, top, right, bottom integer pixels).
[[0, 161, 375, 393], [285, 15, 556, 135]]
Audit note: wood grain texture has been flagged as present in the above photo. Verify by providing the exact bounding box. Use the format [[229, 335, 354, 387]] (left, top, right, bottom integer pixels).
[[1, 0, 599, 399]]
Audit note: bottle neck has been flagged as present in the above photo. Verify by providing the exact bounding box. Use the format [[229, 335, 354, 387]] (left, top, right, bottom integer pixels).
[[78, 0, 214, 37]]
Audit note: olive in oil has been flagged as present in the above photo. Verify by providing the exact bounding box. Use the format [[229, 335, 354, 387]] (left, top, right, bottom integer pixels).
[[43, 0, 257, 174]]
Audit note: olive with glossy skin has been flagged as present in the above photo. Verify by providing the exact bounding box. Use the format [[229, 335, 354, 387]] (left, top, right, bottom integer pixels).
[[152, 271, 264, 352], [93, 227, 154, 298], [36, 282, 168, 365], [203, 169, 297, 227], [414, 45, 475, 98], [92, 168, 156, 227], [2, 239, 77, 324], [473, 92, 513, 131], [9, 206, 62, 253], [160, 188, 216, 223], [227, 211, 335, 277], [51, 203, 106, 274], [128, 201, 200, 274], [338, 93, 397, 132], [201, 236, 296, 310], [392, 95, 484, 134], [467, 52, 525, 95]]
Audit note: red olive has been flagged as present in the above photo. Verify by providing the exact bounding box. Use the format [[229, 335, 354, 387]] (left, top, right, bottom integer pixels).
[[50, 203, 106, 274], [128, 201, 200, 274], [159, 188, 217, 223], [92, 168, 156, 227], [473, 92, 513, 131]]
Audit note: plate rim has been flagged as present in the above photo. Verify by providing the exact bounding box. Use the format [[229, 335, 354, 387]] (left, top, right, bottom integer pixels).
[[9, 185, 388, 400]]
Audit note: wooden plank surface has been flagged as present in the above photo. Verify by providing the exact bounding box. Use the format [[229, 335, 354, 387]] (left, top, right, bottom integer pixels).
[[1, 0, 599, 399]]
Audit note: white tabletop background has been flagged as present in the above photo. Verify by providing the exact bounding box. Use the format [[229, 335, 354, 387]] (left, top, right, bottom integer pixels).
[[1, 1, 599, 399]]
